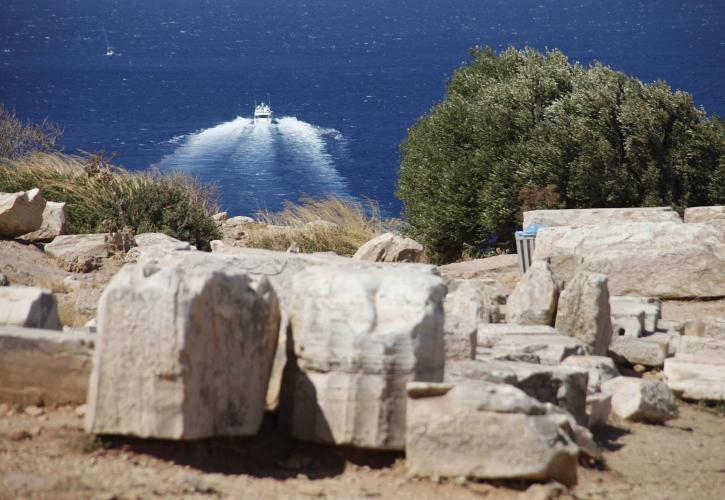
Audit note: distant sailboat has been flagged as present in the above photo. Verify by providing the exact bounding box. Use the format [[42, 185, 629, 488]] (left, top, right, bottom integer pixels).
[[102, 28, 115, 56]]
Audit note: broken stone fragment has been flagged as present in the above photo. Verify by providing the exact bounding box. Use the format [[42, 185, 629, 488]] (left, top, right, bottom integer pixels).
[[601, 376, 678, 423], [0, 188, 46, 237], [44, 233, 121, 273]]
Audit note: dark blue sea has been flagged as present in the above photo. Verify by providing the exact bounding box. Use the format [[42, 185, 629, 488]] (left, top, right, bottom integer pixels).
[[1, 0, 723, 216]]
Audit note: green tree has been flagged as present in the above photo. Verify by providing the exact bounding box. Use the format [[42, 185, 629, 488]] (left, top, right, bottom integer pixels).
[[397, 47, 725, 263]]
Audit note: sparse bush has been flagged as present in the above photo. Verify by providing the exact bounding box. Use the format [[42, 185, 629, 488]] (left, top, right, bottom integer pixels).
[[0, 153, 221, 250], [242, 196, 385, 256], [398, 46, 725, 263]]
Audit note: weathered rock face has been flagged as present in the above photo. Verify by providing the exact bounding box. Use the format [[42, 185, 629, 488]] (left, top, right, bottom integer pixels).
[[446, 359, 589, 426], [352, 232, 426, 263], [0, 189, 47, 237], [507, 260, 558, 326], [601, 377, 678, 423], [608, 336, 667, 367], [555, 272, 613, 356], [45, 233, 121, 272], [684, 206, 725, 224], [609, 297, 661, 337], [664, 336, 725, 401], [533, 222, 725, 299], [405, 382, 579, 486], [85, 260, 281, 439], [0, 326, 93, 406], [523, 207, 681, 228], [0, 286, 61, 330], [443, 278, 505, 360], [477, 324, 587, 365], [279, 266, 446, 450]]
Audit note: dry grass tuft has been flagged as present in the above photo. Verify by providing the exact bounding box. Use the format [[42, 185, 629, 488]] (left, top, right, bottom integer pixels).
[[242, 197, 386, 256]]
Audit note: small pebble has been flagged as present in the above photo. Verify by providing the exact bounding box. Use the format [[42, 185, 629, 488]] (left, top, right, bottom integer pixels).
[[25, 405, 44, 417]]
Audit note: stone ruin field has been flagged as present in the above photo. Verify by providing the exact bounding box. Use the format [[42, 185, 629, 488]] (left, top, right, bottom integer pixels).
[[1, 190, 724, 499]]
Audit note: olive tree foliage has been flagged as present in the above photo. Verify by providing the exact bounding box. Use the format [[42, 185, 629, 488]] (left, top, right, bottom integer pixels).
[[397, 47, 725, 263]]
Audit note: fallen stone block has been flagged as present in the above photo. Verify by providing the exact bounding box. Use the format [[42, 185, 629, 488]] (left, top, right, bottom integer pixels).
[[609, 296, 661, 336], [85, 259, 281, 439], [684, 206, 725, 224], [279, 266, 445, 450], [0, 325, 93, 406], [352, 232, 427, 263], [561, 355, 620, 393], [443, 279, 505, 360], [601, 377, 678, 423], [0, 286, 61, 330], [683, 317, 725, 341], [0, 188, 46, 237], [664, 359, 725, 401], [675, 336, 725, 364], [477, 325, 586, 365], [586, 392, 612, 428], [44, 233, 121, 272], [640, 331, 680, 357], [533, 222, 725, 299], [507, 260, 558, 326], [555, 272, 613, 355], [446, 359, 589, 425], [608, 336, 667, 367], [406, 382, 579, 486]]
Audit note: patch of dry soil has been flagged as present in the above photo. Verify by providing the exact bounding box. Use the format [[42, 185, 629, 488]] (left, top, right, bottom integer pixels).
[[0, 403, 723, 499]]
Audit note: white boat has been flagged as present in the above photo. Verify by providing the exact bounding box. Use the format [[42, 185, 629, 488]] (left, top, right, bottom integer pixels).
[[253, 102, 273, 124], [103, 28, 115, 56]]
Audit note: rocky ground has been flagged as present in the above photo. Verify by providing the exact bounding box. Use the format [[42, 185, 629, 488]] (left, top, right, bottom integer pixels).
[[0, 403, 723, 499]]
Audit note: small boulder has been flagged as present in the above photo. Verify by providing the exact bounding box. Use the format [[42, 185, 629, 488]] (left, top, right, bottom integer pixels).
[[0, 188, 46, 237], [406, 382, 579, 486], [44, 233, 121, 272], [352, 232, 426, 263], [477, 324, 586, 365], [507, 260, 558, 325], [19, 201, 67, 242], [601, 376, 678, 423], [608, 336, 667, 367], [555, 272, 613, 355], [0, 286, 61, 330]]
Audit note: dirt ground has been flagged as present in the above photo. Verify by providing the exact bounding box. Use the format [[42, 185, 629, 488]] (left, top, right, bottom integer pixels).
[[0, 403, 723, 500]]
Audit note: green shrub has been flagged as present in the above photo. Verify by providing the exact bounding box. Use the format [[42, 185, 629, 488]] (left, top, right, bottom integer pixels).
[[397, 46, 725, 263], [0, 153, 221, 249]]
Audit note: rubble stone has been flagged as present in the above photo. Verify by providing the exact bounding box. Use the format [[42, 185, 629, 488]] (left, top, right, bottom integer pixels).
[[0, 286, 61, 330], [352, 232, 427, 263], [507, 260, 558, 326], [44, 233, 120, 272], [608, 336, 667, 367], [0, 188, 46, 237], [601, 377, 678, 423]]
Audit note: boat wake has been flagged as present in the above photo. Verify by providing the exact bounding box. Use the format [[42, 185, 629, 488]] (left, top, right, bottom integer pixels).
[[156, 116, 349, 214]]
